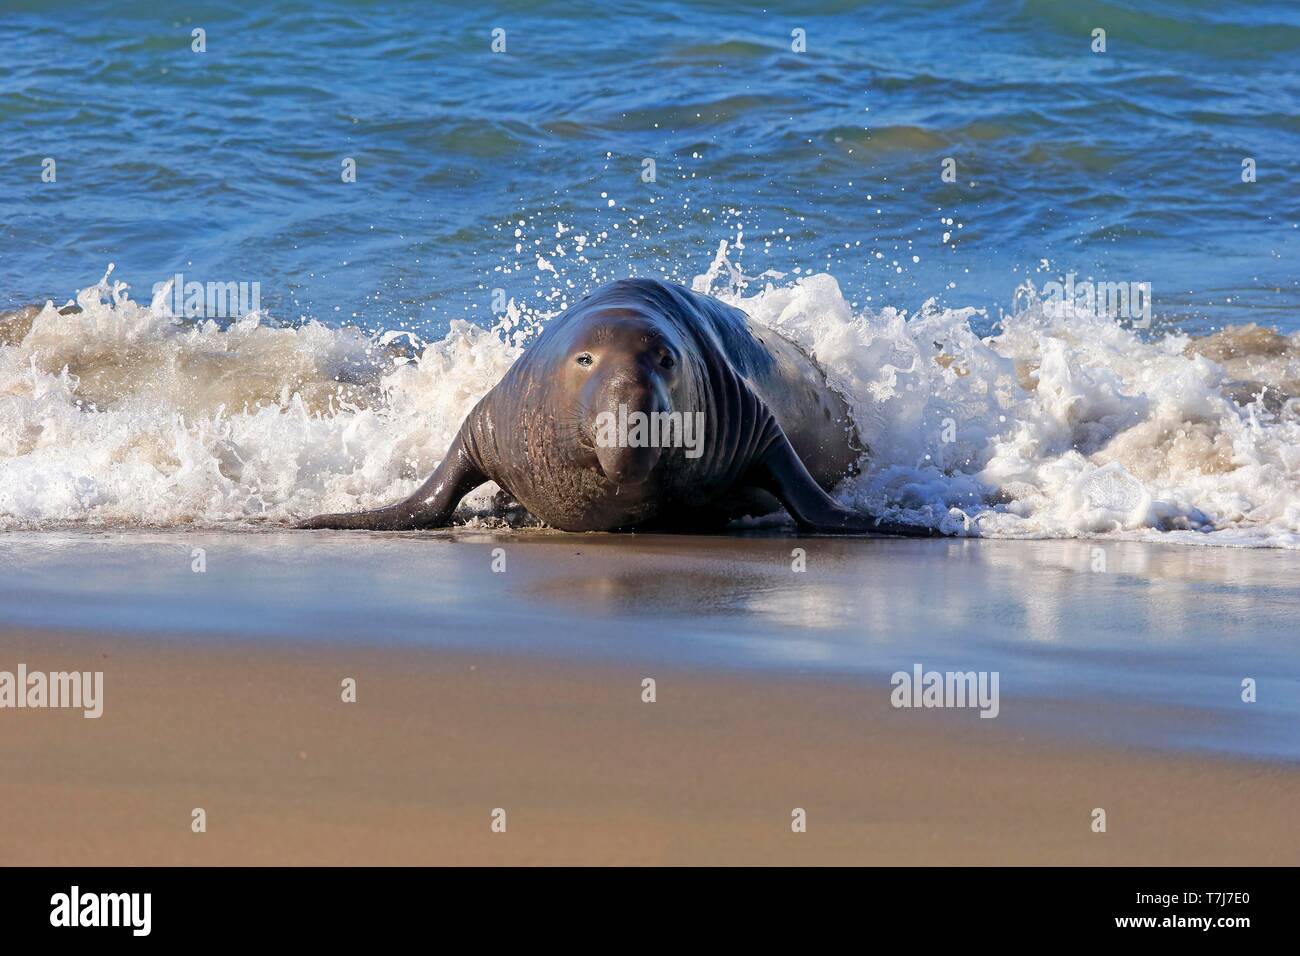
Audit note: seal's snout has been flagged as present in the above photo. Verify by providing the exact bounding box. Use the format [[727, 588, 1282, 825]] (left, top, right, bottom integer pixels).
[[590, 375, 670, 485], [568, 311, 684, 486], [596, 442, 661, 485]]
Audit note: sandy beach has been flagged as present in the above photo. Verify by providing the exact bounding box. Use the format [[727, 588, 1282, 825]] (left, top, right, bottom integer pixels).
[[3, 629, 1298, 866], [1, 531, 1297, 866]]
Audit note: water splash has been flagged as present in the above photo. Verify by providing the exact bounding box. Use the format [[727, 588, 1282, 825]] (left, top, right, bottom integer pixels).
[[1, 263, 1297, 547]]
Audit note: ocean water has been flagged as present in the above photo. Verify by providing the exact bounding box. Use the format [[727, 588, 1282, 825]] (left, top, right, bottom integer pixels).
[[2, 0, 1299, 545]]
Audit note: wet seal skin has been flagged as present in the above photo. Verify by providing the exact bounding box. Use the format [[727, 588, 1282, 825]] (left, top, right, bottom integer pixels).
[[298, 278, 935, 536]]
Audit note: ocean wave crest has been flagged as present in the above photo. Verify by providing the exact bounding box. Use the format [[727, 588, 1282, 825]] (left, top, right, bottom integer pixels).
[[2, 261, 1298, 547]]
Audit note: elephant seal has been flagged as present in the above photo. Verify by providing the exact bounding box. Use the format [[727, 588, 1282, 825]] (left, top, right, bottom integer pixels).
[[298, 278, 933, 535]]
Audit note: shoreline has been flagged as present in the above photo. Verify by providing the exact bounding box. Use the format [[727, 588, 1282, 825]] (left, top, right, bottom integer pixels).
[[3, 519, 1298, 549], [2, 627, 1298, 865], [3, 529, 1296, 864], [2, 530, 1297, 761]]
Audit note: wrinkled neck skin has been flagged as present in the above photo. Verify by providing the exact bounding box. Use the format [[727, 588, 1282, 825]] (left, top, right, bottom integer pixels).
[[465, 289, 726, 531]]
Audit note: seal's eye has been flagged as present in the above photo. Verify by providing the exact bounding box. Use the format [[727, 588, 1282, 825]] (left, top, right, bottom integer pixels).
[[660, 354, 676, 370], [576, 353, 593, 367]]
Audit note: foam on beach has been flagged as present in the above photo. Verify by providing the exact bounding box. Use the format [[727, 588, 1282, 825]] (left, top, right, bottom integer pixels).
[[2, 262, 1298, 547]]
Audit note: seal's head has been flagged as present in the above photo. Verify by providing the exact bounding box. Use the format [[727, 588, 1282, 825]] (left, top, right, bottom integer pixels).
[[559, 309, 686, 485]]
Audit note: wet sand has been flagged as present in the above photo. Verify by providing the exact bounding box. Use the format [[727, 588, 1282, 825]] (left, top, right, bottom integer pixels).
[[2, 629, 1298, 866], [1, 531, 1297, 864]]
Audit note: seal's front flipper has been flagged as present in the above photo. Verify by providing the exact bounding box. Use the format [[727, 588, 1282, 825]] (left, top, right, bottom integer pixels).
[[296, 435, 488, 531], [747, 429, 939, 537]]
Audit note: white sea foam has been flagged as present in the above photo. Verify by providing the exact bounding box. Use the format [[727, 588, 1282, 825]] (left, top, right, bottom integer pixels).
[[2, 262, 1297, 547], [694, 245, 1300, 548]]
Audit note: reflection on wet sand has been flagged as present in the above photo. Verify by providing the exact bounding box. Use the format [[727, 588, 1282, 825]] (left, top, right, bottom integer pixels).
[[0, 529, 1295, 757]]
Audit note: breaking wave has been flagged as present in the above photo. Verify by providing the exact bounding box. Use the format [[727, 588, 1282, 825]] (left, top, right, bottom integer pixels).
[[2, 260, 1298, 547]]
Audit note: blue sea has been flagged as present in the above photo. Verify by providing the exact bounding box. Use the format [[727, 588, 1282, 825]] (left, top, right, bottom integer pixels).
[[3, 0, 1298, 331], [0, 1, 1298, 544]]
